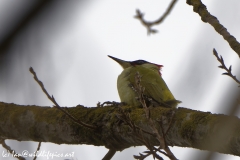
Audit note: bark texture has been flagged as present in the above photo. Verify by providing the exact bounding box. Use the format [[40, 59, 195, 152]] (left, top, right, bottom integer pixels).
[[0, 102, 240, 156]]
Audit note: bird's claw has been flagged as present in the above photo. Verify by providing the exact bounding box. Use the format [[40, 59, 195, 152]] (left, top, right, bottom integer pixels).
[[97, 101, 126, 107]]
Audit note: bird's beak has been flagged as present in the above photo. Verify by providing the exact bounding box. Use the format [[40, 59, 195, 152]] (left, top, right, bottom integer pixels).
[[108, 55, 131, 69]]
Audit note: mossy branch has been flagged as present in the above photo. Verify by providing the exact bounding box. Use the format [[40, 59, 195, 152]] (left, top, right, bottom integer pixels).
[[1, 102, 240, 157]]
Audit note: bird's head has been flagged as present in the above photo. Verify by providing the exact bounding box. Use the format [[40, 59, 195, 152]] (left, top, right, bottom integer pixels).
[[108, 55, 163, 75]]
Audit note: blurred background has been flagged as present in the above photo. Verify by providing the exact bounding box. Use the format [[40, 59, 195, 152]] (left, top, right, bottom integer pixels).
[[0, 0, 240, 159]]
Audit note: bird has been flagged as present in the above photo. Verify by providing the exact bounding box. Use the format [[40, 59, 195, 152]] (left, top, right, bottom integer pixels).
[[108, 55, 181, 108]]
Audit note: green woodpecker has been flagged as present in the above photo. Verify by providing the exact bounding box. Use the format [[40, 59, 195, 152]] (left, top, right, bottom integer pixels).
[[108, 55, 181, 108]]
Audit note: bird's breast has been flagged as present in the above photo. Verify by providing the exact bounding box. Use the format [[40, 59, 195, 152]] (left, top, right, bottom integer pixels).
[[117, 67, 140, 106]]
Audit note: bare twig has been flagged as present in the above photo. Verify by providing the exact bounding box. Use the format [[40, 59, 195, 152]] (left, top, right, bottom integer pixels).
[[187, 0, 240, 58], [29, 67, 97, 130], [213, 49, 240, 86], [0, 138, 25, 160], [134, 152, 151, 160], [135, 0, 178, 35], [135, 130, 164, 160], [115, 105, 160, 159], [102, 149, 117, 160], [115, 102, 165, 159], [134, 72, 178, 160], [154, 146, 170, 157], [33, 142, 41, 160], [116, 106, 155, 137], [157, 111, 175, 138]]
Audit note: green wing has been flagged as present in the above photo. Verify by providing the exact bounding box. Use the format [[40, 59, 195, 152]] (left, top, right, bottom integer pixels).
[[128, 66, 178, 107]]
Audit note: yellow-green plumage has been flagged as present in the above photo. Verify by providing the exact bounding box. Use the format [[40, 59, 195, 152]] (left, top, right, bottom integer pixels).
[[109, 55, 180, 108]]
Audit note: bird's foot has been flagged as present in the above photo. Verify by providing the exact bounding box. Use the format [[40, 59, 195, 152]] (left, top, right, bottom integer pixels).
[[97, 101, 126, 107]]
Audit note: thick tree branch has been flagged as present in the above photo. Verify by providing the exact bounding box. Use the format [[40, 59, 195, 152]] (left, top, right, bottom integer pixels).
[[187, 0, 240, 58], [1, 102, 240, 157]]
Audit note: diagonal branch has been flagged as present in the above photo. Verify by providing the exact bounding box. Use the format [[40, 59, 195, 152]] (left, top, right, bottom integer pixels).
[[29, 67, 97, 130], [187, 0, 240, 58], [135, 0, 178, 35]]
